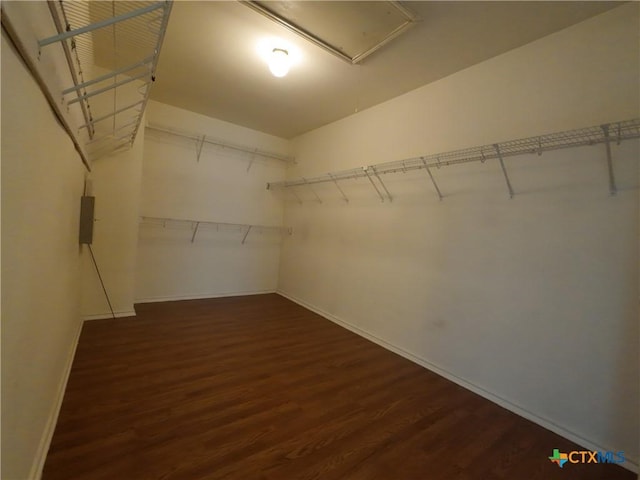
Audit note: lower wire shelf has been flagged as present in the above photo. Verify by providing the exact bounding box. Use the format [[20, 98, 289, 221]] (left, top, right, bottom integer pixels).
[[139, 216, 292, 244]]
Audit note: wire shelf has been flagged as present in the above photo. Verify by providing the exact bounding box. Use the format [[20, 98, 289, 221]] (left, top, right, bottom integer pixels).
[[145, 124, 296, 165], [267, 118, 640, 200], [140, 216, 292, 244], [39, 1, 172, 163]]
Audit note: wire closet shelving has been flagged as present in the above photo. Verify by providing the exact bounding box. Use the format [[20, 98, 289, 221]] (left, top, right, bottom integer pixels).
[[139, 216, 292, 244], [145, 124, 296, 168], [37, 1, 172, 165], [267, 119, 640, 203]]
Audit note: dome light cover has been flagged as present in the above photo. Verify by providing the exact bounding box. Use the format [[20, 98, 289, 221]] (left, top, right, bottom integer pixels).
[[269, 48, 290, 77]]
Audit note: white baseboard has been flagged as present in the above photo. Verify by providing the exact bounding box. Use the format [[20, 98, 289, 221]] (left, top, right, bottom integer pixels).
[[28, 318, 84, 480], [276, 289, 639, 474], [82, 310, 137, 321], [134, 289, 276, 304]]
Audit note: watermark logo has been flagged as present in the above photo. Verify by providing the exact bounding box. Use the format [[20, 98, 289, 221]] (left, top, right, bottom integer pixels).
[[548, 449, 625, 468], [549, 449, 568, 468]]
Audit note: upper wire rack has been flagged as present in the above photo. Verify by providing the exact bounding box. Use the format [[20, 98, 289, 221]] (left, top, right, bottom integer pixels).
[[267, 119, 640, 189], [39, 1, 172, 163]]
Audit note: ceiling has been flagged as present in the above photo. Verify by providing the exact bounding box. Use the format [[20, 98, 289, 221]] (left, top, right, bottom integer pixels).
[[150, 1, 620, 139]]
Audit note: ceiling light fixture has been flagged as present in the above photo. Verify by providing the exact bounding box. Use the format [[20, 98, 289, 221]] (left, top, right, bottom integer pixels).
[[269, 48, 290, 77]]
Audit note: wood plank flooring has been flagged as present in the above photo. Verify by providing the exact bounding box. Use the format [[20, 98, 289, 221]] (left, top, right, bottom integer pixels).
[[44, 294, 635, 479]]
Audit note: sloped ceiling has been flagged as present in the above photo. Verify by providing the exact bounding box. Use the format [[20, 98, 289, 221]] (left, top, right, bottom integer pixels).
[[150, 1, 620, 139]]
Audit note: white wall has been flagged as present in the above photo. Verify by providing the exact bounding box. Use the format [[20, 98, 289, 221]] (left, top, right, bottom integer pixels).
[[279, 3, 639, 468], [78, 61, 148, 319], [134, 101, 290, 302], [80, 128, 145, 319], [0, 1, 93, 165], [1, 31, 86, 480]]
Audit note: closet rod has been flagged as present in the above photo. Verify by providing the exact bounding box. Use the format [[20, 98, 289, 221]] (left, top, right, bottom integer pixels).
[[145, 124, 296, 164], [267, 118, 640, 191]]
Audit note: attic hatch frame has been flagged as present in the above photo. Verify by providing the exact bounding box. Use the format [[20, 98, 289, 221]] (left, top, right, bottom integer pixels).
[[240, 1, 418, 65], [37, 0, 172, 165], [267, 118, 640, 203]]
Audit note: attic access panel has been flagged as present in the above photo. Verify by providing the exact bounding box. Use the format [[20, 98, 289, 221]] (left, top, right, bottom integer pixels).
[[242, 1, 418, 64]]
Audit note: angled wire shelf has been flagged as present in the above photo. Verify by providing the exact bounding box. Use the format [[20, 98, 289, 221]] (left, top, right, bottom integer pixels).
[[267, 118, 640, 201], [139, 216, 292, 245], [145, 124, 296, 166], [38, 1, 172, 164]]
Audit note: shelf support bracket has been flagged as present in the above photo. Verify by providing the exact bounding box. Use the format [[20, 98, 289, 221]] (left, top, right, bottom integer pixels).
[[422, 158, 443, 200], [303, 178, 322, 203], [329, 173, 349, 203], [289, 186, 303, 204], [363, 168, 385, 202], [247, 149, 257, 172], [241, 225, 252, 244], [191, 222, 200, 243], [196, 136, 206, 162], [494, 144, 514, 199], [601, 124, 617, 195], [372, 167, 392, 202]]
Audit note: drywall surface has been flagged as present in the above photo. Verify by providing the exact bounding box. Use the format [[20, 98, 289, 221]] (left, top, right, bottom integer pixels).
[[80, 118, 145, 319], [1, 31, 86, 479], [134, 101, 290, 302], [77, 63, 148, 319], [279, 3, 639, 468]]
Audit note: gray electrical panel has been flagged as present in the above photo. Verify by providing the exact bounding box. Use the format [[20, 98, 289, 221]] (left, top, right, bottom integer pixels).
[[79, 196, 95, 245]]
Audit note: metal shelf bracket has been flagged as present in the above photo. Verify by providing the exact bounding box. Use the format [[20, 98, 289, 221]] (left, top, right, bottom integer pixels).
[[246, 149, 258, 172], [422, 157, 443, 200], [364, 167, 386, 202], [196, 136, 206, 162], [290, 187, 303, 204], [372, 166, 393, 202], [601, 124, 617, 195], [303, 178, 322, 203], [191, 222, 200, 243], [241, 225, 252, 244], [329, 173, 349, 203], [494, 144, 514, 199]]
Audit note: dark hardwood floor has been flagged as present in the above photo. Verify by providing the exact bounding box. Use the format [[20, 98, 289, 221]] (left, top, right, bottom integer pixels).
[[44, 294, 634, 480]]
